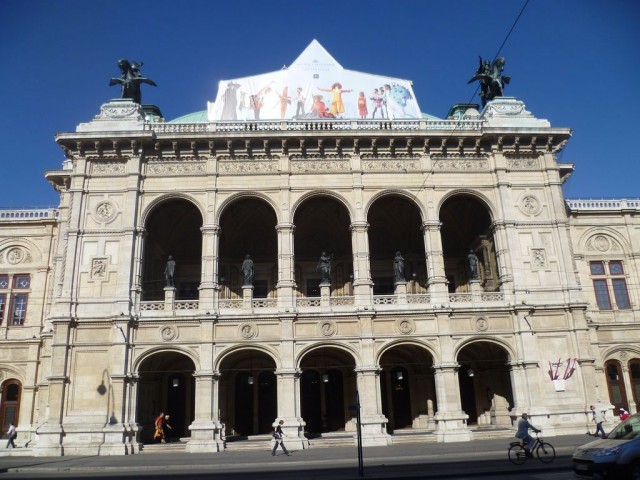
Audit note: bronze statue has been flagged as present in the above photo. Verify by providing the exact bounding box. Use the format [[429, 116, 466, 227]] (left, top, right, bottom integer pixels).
[[468, 56, 510, 107], [241, 254, 254, 286], [164, 255, 176, 287], [317, 251, 333, 285], [393, 251, 406, 283], [109, 59, 157, 104], [467, 250, 479, 280]]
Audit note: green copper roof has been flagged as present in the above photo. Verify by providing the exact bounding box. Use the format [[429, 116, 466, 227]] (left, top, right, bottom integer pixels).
[[168, 110, 208, 123]]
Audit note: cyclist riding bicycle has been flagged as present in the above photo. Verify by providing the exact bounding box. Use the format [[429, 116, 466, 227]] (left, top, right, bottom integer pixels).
[[515, 413, 541, 456]]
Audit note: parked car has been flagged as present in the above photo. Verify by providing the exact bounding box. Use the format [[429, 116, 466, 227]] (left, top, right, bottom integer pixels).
[[573, 413, 640, 479]]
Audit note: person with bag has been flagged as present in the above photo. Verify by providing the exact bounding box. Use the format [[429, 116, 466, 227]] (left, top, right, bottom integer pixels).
[[271, 419, 290, 456], [591, 405, 607, 438], [154, 412, 165, 443], [5, 423, 17, 448]]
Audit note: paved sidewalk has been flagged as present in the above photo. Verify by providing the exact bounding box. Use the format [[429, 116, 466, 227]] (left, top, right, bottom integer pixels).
[[0, 434, 589, 479]]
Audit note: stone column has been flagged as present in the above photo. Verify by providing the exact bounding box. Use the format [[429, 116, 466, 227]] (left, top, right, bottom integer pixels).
[[621, 361, 636, 414], [130, 228, 146, 312], [200, 224, 219, 312], [350, 221, 373, 306], [432, 363, 471, 442], [275, 368, 307, 449], [186, 372, 223, 452], [355, 367, 391, 446], [276, 223, 296, 309], [422, 220, 448, 304], [491, 221, 514, 296]]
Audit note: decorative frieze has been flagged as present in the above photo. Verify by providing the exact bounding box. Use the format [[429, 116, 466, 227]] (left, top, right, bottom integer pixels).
[[146, 162, 206, 175], [291, 159, 350, 173], [92, 162, 126, 175], [361, 157, 421, 172], [432, 157, 488, 171], [507, 155, 540, 170], [218, 160, 279, 175]]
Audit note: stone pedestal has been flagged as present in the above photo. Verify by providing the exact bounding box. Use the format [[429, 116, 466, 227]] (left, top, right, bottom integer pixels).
[[164, 287, 176, 311], [320, 283, 331, 308], [394, 281, 407, 304], [242, 285, 253, 309], [470, 278, 482, 302]]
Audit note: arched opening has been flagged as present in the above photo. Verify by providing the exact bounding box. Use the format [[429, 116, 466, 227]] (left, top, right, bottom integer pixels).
[[629, 359, 640, 411], [142, 199, 203, 300], [457, 341, 513, 425], [439, 195, 498, 293], [605, 359, 628, 413], [299, 347, 356, 435], [368, 196, 426, 294], [218, 198, 278, 299], [219, 349, 277, 438], [136, 352, 196, 443], [0, 379, 21, 434], [293, 197, 353, 297], [379, 344, 436, 432]]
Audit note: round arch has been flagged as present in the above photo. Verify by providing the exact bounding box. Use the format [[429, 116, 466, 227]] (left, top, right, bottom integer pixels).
[[376, 339, 440, 365], [0, 238, 44, 264], [214, 345, 282, 372], [295, 341, 361, 369], [132, 346, 201, 374], [290, 190, 355, 224], [577, 227, 632, 254], [364, 190, 426, 222], [216, 192, 280, 225], [436, 189, 497, 221], [453, 336, 516, 362], [140, 193, 205, 227]]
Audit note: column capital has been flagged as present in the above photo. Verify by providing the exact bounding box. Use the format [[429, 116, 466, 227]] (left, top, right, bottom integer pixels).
[[275, 222, 295, 232], [421, 220, 442, 231], [201, 223, 220, 233], [349, 221, 369, 231]]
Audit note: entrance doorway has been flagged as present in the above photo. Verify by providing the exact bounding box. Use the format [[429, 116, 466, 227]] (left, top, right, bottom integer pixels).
[[136, 352, 196, 443], [0, 379, 21, 435]]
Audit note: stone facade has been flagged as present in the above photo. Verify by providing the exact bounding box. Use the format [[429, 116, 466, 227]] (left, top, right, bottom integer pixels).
[[1, 58, 639, 457]]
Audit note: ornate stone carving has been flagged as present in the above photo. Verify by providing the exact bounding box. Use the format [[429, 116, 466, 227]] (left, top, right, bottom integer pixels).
[[395, 318, 415, 335], [97, 101, 143, 120], [619, 351, 628, 360], [432, 157, 488, 170], [318, 320, 337, 337], [146, 162, 206, 175], [239, 322, 257, 339], [519, 194, 542, 216], [594, 235, 610, 252], [586, 234, 621, 253], [90, 258, 108, 279], [531, 248, 547, 269], [507, 155, 540, 169], [160, 325, 177, 341], [219, 161, 279, 175], [361, 159, 421, 171], [6, 247, 27, 265], [475, 317, 489, 332], [92, 162, 126, 175], [95, 200, 117, 223], [291, 160, 350, 173]]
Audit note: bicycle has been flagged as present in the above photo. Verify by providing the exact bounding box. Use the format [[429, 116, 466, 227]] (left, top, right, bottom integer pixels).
[[508, 432, 556, 465]]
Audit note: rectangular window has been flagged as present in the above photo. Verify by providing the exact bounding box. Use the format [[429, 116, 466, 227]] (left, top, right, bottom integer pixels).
[[0, 275, 8, 289], [13, 275, 30, 289], [612, 279, 631, 309], [0, 294, 5, 325], [609, 261, 624, 275], [10, 294, 28, 325], [590, 261, 605, 275], [306, 279, 321, 297], [593, 279, 611, 310]]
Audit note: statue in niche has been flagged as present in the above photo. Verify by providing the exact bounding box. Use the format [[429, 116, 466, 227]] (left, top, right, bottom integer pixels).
[[468, 250, 479, 280], [241, 254, 254, 286], [109, 59, 157, 104], [393, 251, 406, 282], [317, 251, 334, 285], [164, 255, 176, 287], [467, 56, 510, 107]]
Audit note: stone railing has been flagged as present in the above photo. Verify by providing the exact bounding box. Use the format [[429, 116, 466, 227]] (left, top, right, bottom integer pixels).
[[329, 296, 355, 306], [566, 198, 640, 211], [147, 118, 484, 135], [407, 294, 431, 304], [218, 299, 243, 309], [252, 298, 277, 308], [296, 297, 321, 307], [449, 293, 472, 303], [175, 301, 199, 310], [140, 301, 163, 311], [373, 295, 398, 305], [0, 208, 59, 222]]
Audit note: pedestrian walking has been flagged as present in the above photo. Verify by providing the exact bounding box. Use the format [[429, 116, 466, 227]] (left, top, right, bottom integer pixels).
[[591, 405, 607, 438], [5, 423, 17, 448], [271, 420, 290, 456]]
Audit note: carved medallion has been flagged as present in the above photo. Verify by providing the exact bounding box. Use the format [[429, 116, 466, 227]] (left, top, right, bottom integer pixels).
[[160, 325, 177, 341], [594, 235, 610, 252], [475, 317, 489, 332], [318, 320, 337, 337], [239, 322, 257, 339], [619, 351, 628, 360], [6, 247, 26, 265], [90, 258, 108, 279], [95, 200, 117, 223], [520, 195, 542, 216], [395, 318, 415, 335]]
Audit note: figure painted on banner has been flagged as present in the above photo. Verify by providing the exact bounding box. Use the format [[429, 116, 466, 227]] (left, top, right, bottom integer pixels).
[[358, 92, 368, 119], [109, 59, 157, 104], [164, 255, 176, 287], [468, 250, 479, 279], [381, 85, 390, 119], [154, 412, 165, 443], [221, 82, 241, 120], [317, 251, 334, 284], [242, 254, 255, 286], [318, 83, 352, 117], [271, 420, 291, 456], [370, 88, 385, 119], [5, 423, 17, 449], [295, 87, 306, 117], [387, 83, 414, 118], [249, 84, 273, 120], [278, 86, 291, 119], [310, 95, 334, 118], [591, 405, 607, 438], [393, 251, 406, 282], [515, 413, 540, 456]]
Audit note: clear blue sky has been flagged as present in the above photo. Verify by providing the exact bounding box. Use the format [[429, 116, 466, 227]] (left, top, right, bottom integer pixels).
[[1, 0, 638, 208]]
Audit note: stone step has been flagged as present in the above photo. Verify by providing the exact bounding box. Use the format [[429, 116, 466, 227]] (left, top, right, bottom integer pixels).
[[472, 428, 515, 440], [390, 430, 437, 444], [141, 441, 187, 453], [0, 447, 35, 457]]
